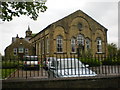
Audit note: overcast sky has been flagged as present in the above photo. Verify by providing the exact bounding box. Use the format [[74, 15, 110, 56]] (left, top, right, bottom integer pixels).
[[0, 0, 119, 55]]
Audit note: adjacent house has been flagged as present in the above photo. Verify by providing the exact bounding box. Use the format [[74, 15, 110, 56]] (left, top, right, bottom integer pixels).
[[5, 26, 35, 58]]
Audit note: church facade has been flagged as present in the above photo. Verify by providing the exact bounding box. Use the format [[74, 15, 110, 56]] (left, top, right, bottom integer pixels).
[[30, 10, 108, 57]]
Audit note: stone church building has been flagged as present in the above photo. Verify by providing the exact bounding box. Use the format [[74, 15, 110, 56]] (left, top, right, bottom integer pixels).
[[30, 10, 108, 57]]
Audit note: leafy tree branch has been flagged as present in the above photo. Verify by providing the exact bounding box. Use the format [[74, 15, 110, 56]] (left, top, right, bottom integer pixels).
[[0, 0, 47, 21]]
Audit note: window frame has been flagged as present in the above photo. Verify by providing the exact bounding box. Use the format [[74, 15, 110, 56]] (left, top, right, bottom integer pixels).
[[13, 48, 17, 56], [18, 47, 24, 53], [25, 48, 29, 55], [56, 35, 63, 53], [77, 34, 84, 46], [71, 37, 76, 53], [97, 38, 102, 53]]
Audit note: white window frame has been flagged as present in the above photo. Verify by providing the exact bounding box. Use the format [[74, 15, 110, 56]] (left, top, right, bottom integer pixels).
[[56, 36, 63, 53], [97, 38, 102, 53], [13, 48, 17, 56], [18, 47, 24, 53], [71, 38, 76, 53], [77, 34, 84, 45]]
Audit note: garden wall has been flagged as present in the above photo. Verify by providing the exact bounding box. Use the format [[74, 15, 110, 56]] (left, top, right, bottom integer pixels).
[[2, 76, 120, 88]]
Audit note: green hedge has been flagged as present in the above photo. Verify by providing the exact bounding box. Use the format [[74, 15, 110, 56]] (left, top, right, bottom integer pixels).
[[79, 57, 102, 67], [1, 69, 16, 79], [102, 57, 120, 65], [2, 61, 23, 69], [79, 57, 120, 66]]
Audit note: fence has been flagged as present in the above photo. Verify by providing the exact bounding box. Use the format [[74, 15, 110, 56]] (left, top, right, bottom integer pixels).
[[1, 53, 120, 80]]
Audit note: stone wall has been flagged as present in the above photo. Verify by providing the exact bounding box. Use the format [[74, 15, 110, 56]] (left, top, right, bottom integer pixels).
[[2, 76, 120, 88]]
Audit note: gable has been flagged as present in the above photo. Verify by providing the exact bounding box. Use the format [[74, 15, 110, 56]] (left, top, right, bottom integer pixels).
[[52, 10, 107, 33], [30, 10, 108, 40], [5, 38, 33, 52]]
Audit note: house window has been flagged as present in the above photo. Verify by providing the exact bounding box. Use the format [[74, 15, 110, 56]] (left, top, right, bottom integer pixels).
[[18, 47, 24, 53], [86, 38, 90, 50], [46, 38, 49, 53], [77, 34, 84, 46], [56, 35, 63, 52], [25, 48, 29, 55], [71, 38, 76, 53], [97, 38, 102, 53], [13, 48, 17, 56]]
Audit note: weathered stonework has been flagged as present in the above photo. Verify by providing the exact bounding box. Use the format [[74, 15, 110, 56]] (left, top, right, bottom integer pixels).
[[4, 26, 35, 58], [5, 37, 35, 58], [30, 10, 108, 57]]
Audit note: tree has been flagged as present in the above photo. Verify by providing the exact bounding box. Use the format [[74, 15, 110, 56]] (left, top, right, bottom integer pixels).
[[107, 43, 117, 56], [0, 0, 47, 21], [117, 48, 120, 58]]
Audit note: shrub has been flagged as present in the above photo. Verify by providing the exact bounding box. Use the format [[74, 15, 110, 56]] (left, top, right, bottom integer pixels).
[[79, 57, 102, 67], [1, 69, 16, 79], [102, 57, 120, 65], [2, 61, 22, 69]]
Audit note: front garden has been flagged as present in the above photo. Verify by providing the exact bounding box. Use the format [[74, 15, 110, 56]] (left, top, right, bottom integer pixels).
[[1, 60, 22, 79], [79, 56, 120, 67], [0, 69, 16, 79]]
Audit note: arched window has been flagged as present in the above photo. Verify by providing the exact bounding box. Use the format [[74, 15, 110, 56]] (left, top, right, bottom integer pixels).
[[97, 38, 102, 53], [86, 38, 90, 50], [71, 38, 76, 53], [56, 35, 63, 52], [77, 34, 84, 45]]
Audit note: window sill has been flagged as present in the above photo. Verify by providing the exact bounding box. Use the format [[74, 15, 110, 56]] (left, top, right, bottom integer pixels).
[[70, 52, 77, 54], [54, 52, 67, 54], [96, 52, 105, 54]]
